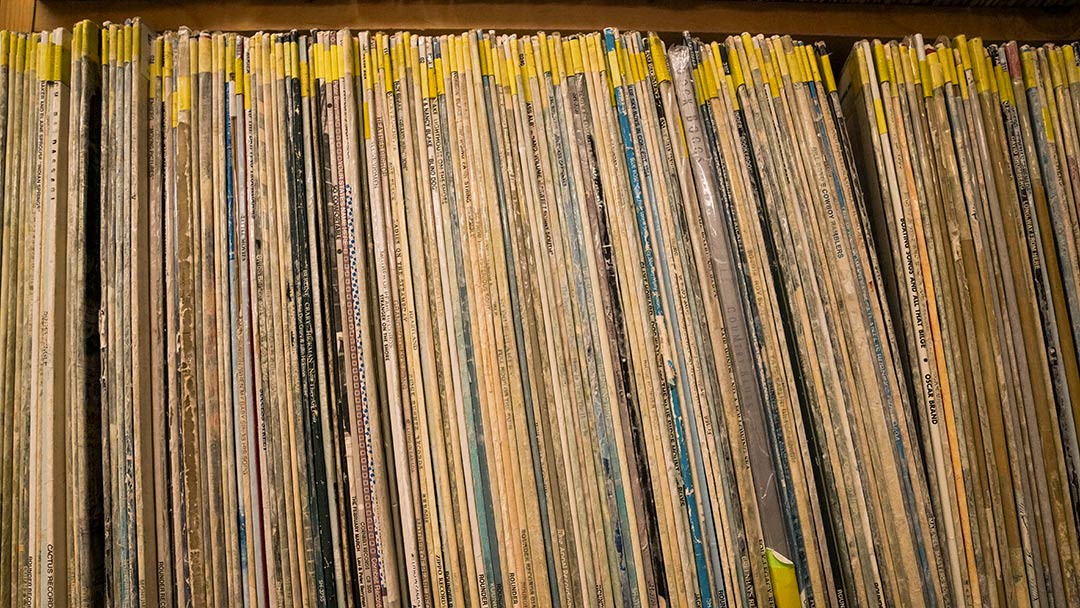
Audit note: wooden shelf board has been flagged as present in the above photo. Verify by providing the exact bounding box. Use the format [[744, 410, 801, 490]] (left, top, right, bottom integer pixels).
[[31, 0, 1080, 45], [1, 0, 34, 31]]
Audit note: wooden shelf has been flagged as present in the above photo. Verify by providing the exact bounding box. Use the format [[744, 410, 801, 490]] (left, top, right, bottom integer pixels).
[[11, 0, 1076, 44], [1, 0, 34, 32], [1, 0, 1076, 67]]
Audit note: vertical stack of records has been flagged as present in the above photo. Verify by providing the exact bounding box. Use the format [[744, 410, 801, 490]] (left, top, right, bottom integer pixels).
[[67, 21, 107, 607], [130, 26, 946, 607], [0, 22, 109, 608], [671, 33, 947, 607], [99, 19, 161, 608], [843, 34, 1080, 607], [3, 15, 1080, 608]]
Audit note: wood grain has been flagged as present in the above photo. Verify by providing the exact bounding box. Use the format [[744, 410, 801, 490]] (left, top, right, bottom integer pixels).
[[1, 0, 34, 31], [32, 0, 1080, 44]]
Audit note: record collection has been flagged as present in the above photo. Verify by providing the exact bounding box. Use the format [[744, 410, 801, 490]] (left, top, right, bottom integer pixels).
[[0, 16, 1079, 608], [842, 36, 1080, 607]]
